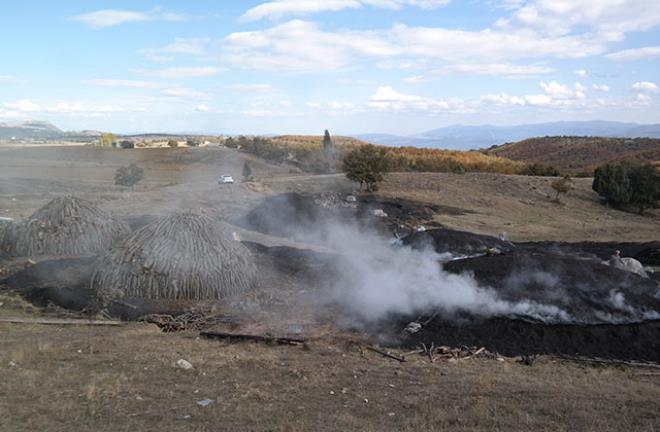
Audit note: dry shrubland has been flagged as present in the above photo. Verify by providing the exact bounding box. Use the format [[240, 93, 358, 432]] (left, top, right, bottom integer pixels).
[[227, 135, 528, 175]]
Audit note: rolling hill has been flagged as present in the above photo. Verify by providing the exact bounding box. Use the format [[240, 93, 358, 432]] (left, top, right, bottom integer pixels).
[[485, 136, 660, 174], [357, 121, 660, 150]]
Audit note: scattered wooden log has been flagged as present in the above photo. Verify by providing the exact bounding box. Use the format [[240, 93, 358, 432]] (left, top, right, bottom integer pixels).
[[366, 346, 406, 362], [200, 330, 305, 346], [555, 354, 660, 370]]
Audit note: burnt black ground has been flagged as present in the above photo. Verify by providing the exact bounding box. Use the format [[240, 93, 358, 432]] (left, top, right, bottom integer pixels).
[[400, 317, 660, 362]]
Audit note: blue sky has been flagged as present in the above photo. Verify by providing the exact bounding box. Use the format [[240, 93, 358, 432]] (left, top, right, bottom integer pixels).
[[0, 0, 659, 134]]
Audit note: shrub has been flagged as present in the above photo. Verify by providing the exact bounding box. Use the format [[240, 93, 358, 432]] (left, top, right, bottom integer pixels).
[[119, 140, 134, 149], [115, 164, 144, 189], [167, 139, 178, 148], [551, 175, 573, 203]]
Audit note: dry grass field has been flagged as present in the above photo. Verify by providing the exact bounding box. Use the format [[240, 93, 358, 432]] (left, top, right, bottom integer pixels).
[[1, 306, 659, 432]]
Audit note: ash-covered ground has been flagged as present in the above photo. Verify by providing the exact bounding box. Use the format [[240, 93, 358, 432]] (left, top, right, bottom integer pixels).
[[4, 190, 659, 361]]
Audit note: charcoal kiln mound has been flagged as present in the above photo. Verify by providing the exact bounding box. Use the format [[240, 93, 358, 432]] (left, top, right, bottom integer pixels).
[[401, 317, 660, 362], [91, 213, 258, 308], [403, 228, 514, 256], [444, 251, 660, 323], [239, 192, 444, 240], [0, 196, 130, 258]]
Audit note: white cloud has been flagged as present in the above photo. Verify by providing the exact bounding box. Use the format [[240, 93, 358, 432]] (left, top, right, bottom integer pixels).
[[226, 84, 276, 93], [161, 87, 209, 99], [241, 0, 449, 21], [3, 99, 146, 115], [575, 69, 588, 77], [4, 99, 42, 112], [593, 84, 610, 92], [196, 104, 209, 112], [0, 75, 17, 84], [136, 67, 224, 79], [224, 20, 396, 71], [606, 46, 660, 61], [481, 80, 590, 108], [87, 79, 159, 89], [499, 0, 660, 38], [140, 38, 212, 62], [71, 8, 186, 29], [636, 93, 652, 105], [405, 63, 553, 81], [222, 20, 607, 72], [368, 86, 466, 113], [632, 81, 658, 92]]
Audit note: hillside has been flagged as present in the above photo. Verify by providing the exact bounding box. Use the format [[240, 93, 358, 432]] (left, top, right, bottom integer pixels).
[[486, 136, 660, 174]]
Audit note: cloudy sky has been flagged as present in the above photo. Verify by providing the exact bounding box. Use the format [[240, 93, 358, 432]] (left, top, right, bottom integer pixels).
[[0, 0, 659, 134]]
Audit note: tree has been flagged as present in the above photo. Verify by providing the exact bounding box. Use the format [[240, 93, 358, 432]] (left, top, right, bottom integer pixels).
[[593, 163, 660, 213], [343, 144, 387, 192], [629, 164, 660, 213], [323, 129, 334, 155], [167, 139, 178, 148], [242, 161, 253, 181], [100, 133, 116, 147], [115, 164, 144, 189], [551, 175, 573, 203]]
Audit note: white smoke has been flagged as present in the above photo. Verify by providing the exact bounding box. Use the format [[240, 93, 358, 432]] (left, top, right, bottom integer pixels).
[[314, 222, 572, 324]]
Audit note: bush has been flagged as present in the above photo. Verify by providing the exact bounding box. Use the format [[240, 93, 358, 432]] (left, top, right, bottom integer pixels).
[[551, 175, 573, 203], [343, 144, 387, 192], [593, 163, 660, 213], [167, 140, 178, 148], [115, 164, 144, 189], [119, 140, 134, 149], [186, 139, 200, 147]]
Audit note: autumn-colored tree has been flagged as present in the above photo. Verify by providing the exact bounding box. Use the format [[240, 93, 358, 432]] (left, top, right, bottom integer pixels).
[[100, 133, 116, 147]]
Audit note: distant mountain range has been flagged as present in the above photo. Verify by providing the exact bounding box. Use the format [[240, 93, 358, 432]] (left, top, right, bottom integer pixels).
[[356, 121, 660, 150], [0, 120, 100, 141]]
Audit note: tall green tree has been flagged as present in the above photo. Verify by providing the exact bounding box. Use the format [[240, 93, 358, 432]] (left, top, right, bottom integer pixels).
[[242, 161, 253, 181], [343, 144, 387, 192], [593, 163, 660, 213]]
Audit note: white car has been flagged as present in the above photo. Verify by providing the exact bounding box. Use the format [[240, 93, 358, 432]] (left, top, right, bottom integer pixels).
[[219, 175, 234, 184]]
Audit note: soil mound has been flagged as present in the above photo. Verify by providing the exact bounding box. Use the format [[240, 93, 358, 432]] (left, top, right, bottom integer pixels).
[[444, 252, 660, 323]]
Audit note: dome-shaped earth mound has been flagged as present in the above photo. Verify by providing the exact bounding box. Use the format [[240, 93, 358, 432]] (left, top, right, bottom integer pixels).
[[1, 196, 130, 258], [91, 213, 257, 303]]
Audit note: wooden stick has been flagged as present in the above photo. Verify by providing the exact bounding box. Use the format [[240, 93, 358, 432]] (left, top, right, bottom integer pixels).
[[0, 317, 125, 326], [200, 330, 305, 346], [366, 346, 406, 363]]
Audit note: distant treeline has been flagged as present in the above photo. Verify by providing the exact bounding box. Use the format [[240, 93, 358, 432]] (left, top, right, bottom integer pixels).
[[224, 135, 561, 176]]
